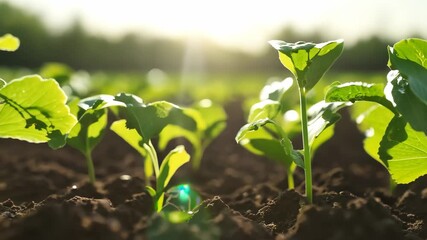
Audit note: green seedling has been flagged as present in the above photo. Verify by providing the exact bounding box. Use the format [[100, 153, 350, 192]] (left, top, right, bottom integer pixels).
[[237, 40, 344, 203], [0, 34, 76, 148], [158, 99, 227, 170], [236, 78, 299, 189], [65, 95, 121, 184], [109, 93, 198, 212], [325, 38, 427, 185]]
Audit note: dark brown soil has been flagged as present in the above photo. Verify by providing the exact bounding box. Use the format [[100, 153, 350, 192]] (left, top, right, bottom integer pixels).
[[0, 100, 426, 240]]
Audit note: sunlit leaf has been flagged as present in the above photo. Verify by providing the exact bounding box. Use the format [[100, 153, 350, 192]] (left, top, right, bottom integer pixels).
[[111, 119, 153, 179], [269, 39, 344, 91], [0, 34, 20, 52], [236, 118, 296, 167], [388, 38, 427, 105], [325, 81, 395, 112], [0, 75, 77, 147], [260, 77, 294, 101], [155, 146, 190, 211], [353, 104, 392, 166], [115, 94, 197, 144], [157, 145, 190, 193], [247, 100, 281, 122], [379, 116, 427, 183], [67, 108, 108, 155], [307, 101, 349, 146], [386, 75, 427, 134]]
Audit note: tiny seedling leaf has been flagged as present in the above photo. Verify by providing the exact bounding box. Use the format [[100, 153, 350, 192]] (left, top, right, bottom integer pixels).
[[236, 118, 295, 167], [269, 39, 344, 91], [260, 77, 294, 101], [0, 75, 77, 146], [247, 100, 281, 122], [157, 145, 190, 194], [155, 145, 190, 211], [0, 34, 20, 52]]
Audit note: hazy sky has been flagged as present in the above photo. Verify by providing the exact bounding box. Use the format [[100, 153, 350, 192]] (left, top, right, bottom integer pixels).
[[2, 0, 426, 53]]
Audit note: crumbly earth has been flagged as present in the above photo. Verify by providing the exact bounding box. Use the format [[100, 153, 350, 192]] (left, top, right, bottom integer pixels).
[[0, 100, 425, 240]]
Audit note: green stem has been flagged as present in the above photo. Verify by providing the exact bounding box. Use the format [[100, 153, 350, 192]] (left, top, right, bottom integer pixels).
[[287, 165, 295, 190], [85, 150, 96, 184], [192, 141, 208, 170], [389, 176, 397, 193], [144, 141, 160, 178], [299, 86, 313, 203]]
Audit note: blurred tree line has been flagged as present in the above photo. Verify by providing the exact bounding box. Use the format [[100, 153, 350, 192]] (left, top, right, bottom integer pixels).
[[0, 2, 408, 73]]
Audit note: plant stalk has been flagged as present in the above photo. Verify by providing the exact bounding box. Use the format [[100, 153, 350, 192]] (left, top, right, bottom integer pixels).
[[287, 165, 295, 190], [144, 141, 160, 178], [85, 150, 96, 184], [299, 86, 313, 203]]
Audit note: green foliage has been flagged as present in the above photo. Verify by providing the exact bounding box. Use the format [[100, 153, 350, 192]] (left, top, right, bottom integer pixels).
[[107, 94, 197, 211], [150, 146, 190, 212], [269, 39, 344, 91], [0, 75, 77, 147], [388, 38, 427, 105], [159, 99, 227, 169], [307, 101, 349, 146], [325, 82, 396, 112], [329, 38, 427, 185], [0, 34, 20, 52], [255, 39, 345, 203]]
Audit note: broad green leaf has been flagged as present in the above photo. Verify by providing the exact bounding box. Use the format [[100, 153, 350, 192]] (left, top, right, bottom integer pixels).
[[236, 118, 295, 167], [67, 108, 108, 155], [260, 77, 294, 101], [269, 39, 344, 91], [111, 120, 153, 179], [388, 38, 427, 105], [247, 100, 281, 122], [117, 97, 198, 144], [379, 116, 427, 183], [325, 82, 395, 112], [66, 94, 126, 154], [111, 119, 147, 157], [307, 101, 349, 146], [0, 75, 77, 147], [385, 74, 427, 134], [67, 95, 126, 155], [0, 34, 20, 52]]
